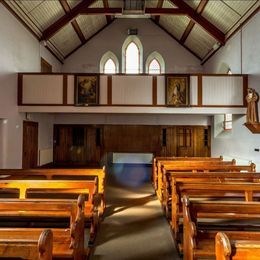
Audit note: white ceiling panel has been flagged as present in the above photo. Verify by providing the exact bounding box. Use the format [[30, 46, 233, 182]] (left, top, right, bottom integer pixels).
[[77, 15, 107, 40], [67, 0, 83, 9], [185, 24, 217, 59], [89, 0, 104, 8], [108, 0, 124, 8], [145, 0, 158, 8], [162, 0, 177, 8], [222, 0, 258, 16], [16, 0, 44, 13], [203, 1, 240, 33], [160, 15, 190, 40], [183, 0, 200, 10], [21, 0, 65, 31], [50, 23, 81, 56]]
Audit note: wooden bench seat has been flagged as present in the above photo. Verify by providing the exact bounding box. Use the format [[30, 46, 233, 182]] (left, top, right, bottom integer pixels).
[[0, 180, 99, 244], [0, 196, 85, 259], [0, 229, 53, 260], [215, 232, 260, 260], [163, 172, 260, 216], [157, 162, 255, 200], [172, 181, 260, 243], [182, 196, 260, 260], [152, 156, 223, 189], [0, 167, 106, 215]]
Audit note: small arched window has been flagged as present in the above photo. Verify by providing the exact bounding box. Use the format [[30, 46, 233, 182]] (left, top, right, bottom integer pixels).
[[125, 42, 139, 74], [145, 51, 165, 74], [104, 58, 116, 74], [148, 59, 161, 74]]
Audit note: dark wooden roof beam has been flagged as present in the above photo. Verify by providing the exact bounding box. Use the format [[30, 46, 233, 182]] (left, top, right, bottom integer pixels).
[[154, 0, 164, 23], [42, 0, 96, 40], [169, 0, 225, 45], [180, 0, 208, 44], [102, 0, 112, 23], [59, 0, 86, 44]]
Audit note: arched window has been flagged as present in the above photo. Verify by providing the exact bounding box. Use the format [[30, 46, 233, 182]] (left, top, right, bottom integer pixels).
[[122, 36, 143, 74], [148, 59, 161, 74], [100, 51, 119, 73], [104, 58, 116, 74], [145, 51, 165, 74], [125, 42, 139, 74]]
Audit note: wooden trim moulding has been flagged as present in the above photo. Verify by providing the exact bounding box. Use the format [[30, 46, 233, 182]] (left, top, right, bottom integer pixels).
[[107, 75, 112, 105], [18, 73, 23, 105], [243, 75, 248, 107], [197, 75, 202, 107], [152, 76, 157, 105], [63, 75, 68, 105]]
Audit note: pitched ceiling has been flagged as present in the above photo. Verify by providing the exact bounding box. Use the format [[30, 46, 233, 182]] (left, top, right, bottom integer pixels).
[[2, 0, 259, 63]]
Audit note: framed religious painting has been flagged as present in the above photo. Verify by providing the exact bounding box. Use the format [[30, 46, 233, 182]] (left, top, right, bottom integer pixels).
[[75, 74, 99, 106], [165, 75, 190, 107]]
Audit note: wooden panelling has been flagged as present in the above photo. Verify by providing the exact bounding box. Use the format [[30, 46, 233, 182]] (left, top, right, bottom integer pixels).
[[18, 73, 247, 108], [53, 124, 211, 166], [202, 76, 244, 105], [67, 75, 74, 104], [100, 75, 108, 105], [157, 76, 165, 105], [112, 76, 153, 105], [23, 75, 63, 104], [190, 76, 198, 105]]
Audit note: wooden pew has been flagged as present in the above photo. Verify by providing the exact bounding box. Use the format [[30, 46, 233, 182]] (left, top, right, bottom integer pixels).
[[164, 171, 260, 217], [215, 232, 260, 260], [157, 162, 255, 201], [0, 167, 106, 215], [0, 196, 85, 259], [152, 156, 223, 190], [171, 180, 260, 243], [0, 229, 53, 260], [182, 195, 260, 260], [0, 179, 99, 244]]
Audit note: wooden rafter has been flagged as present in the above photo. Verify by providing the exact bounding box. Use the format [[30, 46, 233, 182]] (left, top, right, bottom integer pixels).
[[151, 19, 202, 61], [168, 0, 225, 45], [59, 0, 86, 44], [155, 0, 164, 23], [102, 0, 112, 23], [180, 0, 208, 44], [41, 0, 96, 40], [65, 19, 115, 59]]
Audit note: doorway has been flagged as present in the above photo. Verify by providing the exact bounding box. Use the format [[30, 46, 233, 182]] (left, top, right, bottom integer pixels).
[[23, 121, 38, 168]]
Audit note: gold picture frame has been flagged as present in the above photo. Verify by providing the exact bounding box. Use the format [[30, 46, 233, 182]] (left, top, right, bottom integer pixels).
[[165, 75, 190, 106], [75, 74, 99, 106]]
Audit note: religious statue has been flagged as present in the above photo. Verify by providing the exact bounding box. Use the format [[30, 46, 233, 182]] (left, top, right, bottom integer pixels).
[[246, 88, 259, 123]]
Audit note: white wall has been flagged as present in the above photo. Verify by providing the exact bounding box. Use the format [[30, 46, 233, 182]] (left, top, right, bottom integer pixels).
[[54, 114, 211, 126], [62, 18, 203, 73], [0, 5, 61, 168], [204, 12, 260, 170]]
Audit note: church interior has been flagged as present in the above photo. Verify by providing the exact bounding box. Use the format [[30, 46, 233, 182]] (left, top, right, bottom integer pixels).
[[0, 0, 260, 259]]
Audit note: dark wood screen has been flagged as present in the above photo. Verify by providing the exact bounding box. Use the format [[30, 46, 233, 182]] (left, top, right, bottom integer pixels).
[[53, 124, 211, 166]]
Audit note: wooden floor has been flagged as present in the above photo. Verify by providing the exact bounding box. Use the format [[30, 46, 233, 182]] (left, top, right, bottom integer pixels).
[[90, 165, 179, 260]]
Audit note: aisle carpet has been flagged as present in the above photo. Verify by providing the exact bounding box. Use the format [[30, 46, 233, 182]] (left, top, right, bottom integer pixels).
[[90, 165, 180, 260]]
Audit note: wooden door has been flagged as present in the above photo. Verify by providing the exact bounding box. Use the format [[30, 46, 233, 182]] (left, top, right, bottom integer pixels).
[[23, 121, 38, 168], [53, 125, 72, 166], [176, 127, 194, 157]]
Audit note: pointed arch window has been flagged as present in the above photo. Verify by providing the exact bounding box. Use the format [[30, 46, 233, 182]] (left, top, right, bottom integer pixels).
[[145, 51, 165, 74], [148, 59, 161, 74], [125, 42, 139, 74], [104, 58, 116, 74]]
